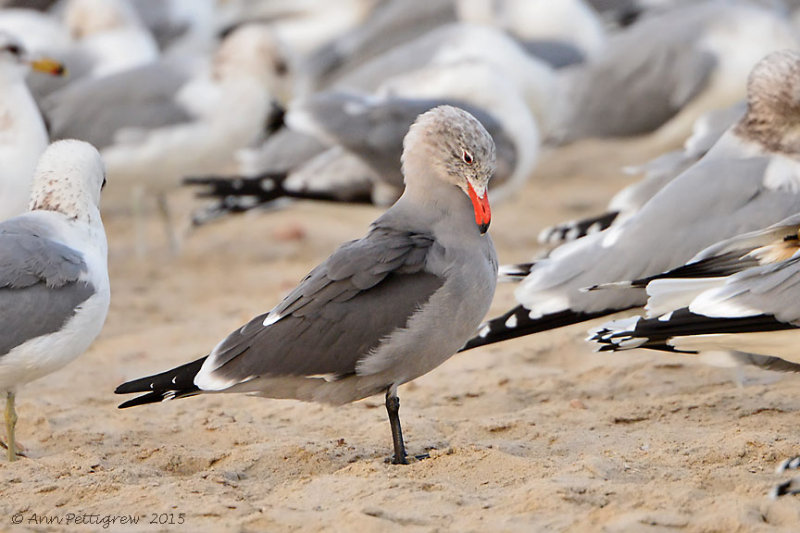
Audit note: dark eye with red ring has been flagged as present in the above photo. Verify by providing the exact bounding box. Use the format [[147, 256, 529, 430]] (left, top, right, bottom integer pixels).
[[462, 150, 473, 164]]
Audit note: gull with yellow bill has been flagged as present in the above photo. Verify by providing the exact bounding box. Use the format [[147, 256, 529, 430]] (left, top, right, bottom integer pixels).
[[0, 31, 66, 222]]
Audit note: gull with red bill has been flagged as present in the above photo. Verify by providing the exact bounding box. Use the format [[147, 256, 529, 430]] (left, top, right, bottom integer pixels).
[[0, 32, 67, 222], [115, 105, 499, 464]]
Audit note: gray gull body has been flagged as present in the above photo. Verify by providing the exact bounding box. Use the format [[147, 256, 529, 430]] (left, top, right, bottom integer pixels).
[[116, 105, 499, 464]]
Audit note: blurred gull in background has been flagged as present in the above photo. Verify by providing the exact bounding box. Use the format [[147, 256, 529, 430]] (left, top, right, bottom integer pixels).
[[0, 32, 65, 221], [186, 57, 538, 224], [463, 50, 800, 351], [534, 102, 747, 250], [545, 1, 798, 146], [41, 23, 289, 250], [298, 0, 604, 94], [184, 22, 547, 224], [129, 0, 217, 59], [456, 0, 606, 67], [1, 0, 160, 101]]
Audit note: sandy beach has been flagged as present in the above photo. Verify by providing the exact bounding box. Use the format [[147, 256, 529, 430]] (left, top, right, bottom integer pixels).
[[2, 136, 800, 532]]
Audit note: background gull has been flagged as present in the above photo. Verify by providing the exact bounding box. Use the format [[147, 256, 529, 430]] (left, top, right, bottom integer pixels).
[[535, 101, 746, 249], [545, 1, 798, 145], [185, 91, 517, 223], [587, 214, 800, 497], [0, 140, 109, 461], [329, 23, 557, 129], [129, 0, 217, 59], [0, 33, 65, 221], [297, 0, 458, 93], [298, 0, 602, 94], [115, 106, 498, 464], [0, 7, 70, 56], [3, 0, 160, 102], [179, 22, 549, 228], [57, 0, 159, 79], [462, 49, 800, 351], [41, 23, 289, 249], [218, 0, 378, 59], [589, 213, 800, 359], [185, 60, 535, 224]]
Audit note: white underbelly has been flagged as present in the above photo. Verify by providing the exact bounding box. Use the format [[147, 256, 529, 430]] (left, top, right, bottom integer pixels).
[[0, 291, 109, 392]]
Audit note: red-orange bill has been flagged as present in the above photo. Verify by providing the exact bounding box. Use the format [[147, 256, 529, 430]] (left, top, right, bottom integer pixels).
[[467, 182, 491, 234]]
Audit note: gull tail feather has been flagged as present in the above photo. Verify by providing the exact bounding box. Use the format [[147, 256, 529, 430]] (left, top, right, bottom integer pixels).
[[183, 172, 375, 226], [115, 356, 207, 408]]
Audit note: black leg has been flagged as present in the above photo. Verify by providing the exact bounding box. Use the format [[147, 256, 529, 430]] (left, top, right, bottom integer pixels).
[[385, 388, 408, 465]]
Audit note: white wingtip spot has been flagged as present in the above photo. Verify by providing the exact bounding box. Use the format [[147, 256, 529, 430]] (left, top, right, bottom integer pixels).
[[618, 337, 648, 349], [658, 311, 674, 322], [262, 313, 283, 327], [307, 373, 339, 382], [528, 309, 544, 320], [504, 314, 518, 328], [260, 178, 275, 191], [777, 457, 800, 473], [478, 325, 491, 338], [565, 227, 580, 241], [194, 369, 239, 392], [162, 391, 177, 402], [587, 222, 602, 234]]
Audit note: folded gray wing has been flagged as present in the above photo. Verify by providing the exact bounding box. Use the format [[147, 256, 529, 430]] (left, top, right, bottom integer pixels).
[[550, 6, 717, 141], [625, 215, 800, 288], [201, 226, 443, 383], [240, 128, 327, 175], [42, 60, 195, 149], [0, 221, 94, 355]]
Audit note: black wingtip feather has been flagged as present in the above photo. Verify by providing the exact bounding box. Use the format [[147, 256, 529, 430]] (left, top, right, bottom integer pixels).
[[183, 172, 376, 226], [593, 308, 795, 353], [498, 262, 536, 281], [539, 211, 620, 245], [460, 305, 629, 352], [115, 356, 207, 408], [117, 389, 202, 409], [626, 251, 761, 289]]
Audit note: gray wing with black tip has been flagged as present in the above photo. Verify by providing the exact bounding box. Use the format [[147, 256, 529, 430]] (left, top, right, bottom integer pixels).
[[199, 225, 444, 385]]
